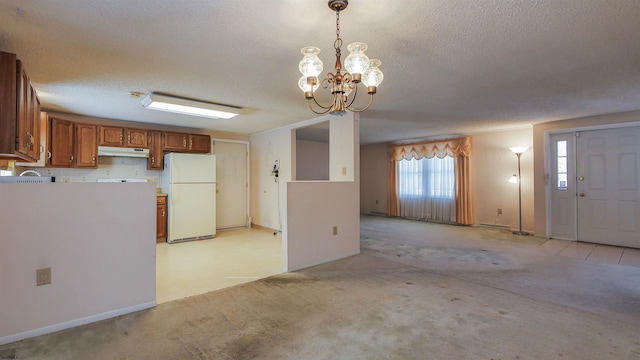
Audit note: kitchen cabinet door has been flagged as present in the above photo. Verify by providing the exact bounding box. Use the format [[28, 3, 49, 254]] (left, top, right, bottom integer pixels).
[[76, 123, 98, 168], [188, 134, 211, 153], [28, 87, 41, 161], [0, 52, 40, 162], [48, 118, 75, 167], [126, 128, 148, 148], [157, 195, 167, 242], [163, 132, 188, 151], [16, 61, 31, 158], [148, 131, 163, 170], [99, 126, 124, 146]]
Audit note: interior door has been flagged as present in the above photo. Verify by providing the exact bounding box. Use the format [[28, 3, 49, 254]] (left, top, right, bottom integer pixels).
[[576, 127, 640, 248], [214, 141, 249, 230]]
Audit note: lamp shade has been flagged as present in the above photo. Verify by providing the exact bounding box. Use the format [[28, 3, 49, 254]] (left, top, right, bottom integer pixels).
[[509, 146, 529, 154], [299, 47, 323, 78], [344, 42, 370, 76], [362, 59, 384, 87]]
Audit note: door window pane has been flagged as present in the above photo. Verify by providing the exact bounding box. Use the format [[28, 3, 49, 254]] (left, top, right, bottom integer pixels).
[[557, 140, 568, 190]]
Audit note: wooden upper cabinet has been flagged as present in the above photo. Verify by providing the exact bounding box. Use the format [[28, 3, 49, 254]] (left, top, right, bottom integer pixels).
[[0, 52, 40, 162], [126, 128, 147, 148], [48, 118, 75, 167], [76, 123, 98, 168], [28, 87, 41, 161], [16, 61, 30, 158], [99, 126, 124, 146], [99, 126, 148, 148], [163, 132, 188, 151], [163, 132, 210, 153], [148, 131, 163, 170], [188, 134, 211, 153]]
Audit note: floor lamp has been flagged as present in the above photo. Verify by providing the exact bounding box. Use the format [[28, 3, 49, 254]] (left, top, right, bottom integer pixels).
[[509, 146, 529, 235]]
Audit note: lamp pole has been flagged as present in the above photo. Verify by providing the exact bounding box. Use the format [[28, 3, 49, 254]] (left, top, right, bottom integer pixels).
[[513, 152, 528, 235]]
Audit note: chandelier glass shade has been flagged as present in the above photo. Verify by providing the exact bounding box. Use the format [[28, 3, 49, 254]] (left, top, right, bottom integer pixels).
[[298, 0, 383, 115]]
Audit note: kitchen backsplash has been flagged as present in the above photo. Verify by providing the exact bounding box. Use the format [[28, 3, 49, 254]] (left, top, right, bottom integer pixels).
[[17, 157, 161, 186]]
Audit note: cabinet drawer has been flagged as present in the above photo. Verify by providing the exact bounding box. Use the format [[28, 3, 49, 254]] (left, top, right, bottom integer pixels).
[[156, 195, 167, 205]]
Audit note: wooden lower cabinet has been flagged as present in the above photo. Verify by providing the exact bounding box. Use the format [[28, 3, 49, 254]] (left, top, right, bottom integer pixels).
[[156, 194, 168, 243]]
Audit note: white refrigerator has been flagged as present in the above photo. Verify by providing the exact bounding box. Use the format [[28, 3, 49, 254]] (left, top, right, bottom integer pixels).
[[161, 153, 216, 243]]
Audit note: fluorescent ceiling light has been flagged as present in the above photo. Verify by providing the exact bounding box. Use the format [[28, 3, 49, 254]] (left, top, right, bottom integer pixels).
[[141, 93, 240, 119]]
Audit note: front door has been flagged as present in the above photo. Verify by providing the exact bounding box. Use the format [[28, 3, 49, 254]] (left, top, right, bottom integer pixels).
[[576, 127, 640, 248]]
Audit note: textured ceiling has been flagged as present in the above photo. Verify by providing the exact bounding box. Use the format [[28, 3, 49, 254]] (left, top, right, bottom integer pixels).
[[1, 1, 640, 144]]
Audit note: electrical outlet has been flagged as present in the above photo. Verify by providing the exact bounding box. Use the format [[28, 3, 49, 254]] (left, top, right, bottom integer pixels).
[[36, 268, 51, 286], [333, 226, 338, 235], [497, 208, 503, 215], [342, 167, 347, 176]]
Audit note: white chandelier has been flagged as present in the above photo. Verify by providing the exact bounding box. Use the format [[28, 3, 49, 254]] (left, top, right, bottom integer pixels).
[[298, 0, 384, 115]]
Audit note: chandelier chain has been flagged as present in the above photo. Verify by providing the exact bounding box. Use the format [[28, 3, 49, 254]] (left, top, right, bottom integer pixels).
[[334, 9, 342, 54]]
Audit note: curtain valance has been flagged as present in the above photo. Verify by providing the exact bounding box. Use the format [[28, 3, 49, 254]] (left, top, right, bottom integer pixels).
[[388, 136, 472, 161]]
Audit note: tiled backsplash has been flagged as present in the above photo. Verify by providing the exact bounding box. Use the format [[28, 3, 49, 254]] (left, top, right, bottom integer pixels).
[[20, 157, 161, 186]]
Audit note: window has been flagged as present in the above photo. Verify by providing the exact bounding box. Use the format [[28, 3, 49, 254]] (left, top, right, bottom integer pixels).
[[398, 156, 454, 198], [556, 140, 568, 189]]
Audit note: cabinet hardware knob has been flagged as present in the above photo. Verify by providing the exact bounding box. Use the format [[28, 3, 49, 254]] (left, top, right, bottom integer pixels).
[[162, 209, 165, 217], [151, 156, 155, 164], [70, 155, 74, 162], [579, 193, 585, 197], [47, 151, 51, 159]]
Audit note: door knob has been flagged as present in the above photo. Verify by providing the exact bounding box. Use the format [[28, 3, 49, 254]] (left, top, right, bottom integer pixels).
[[578, 176, 585, 181]]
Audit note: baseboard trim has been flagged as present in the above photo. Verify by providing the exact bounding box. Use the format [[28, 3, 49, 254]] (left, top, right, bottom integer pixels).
[[287, 250, 361, 272], [0, 301, 156, 346], [251, 223, 279, 233]]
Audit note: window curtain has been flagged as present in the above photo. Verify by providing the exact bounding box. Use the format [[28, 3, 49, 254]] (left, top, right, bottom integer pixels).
[[397, 157, 456, 222], [387, 137, 473, 225]]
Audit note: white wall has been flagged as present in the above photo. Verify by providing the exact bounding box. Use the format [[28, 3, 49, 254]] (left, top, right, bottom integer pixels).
[[250, 128, 292, 232], [360, 143, 388, 214], [329, 116, 356, 181], [250, 114, 360, 272], [471, 128, 533, 232], [0, 183, 156, 345], [296, 140, 329, 181], [287, 181, 360, 270]]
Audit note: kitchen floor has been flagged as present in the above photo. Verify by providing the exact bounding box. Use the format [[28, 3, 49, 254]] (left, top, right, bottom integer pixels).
[[156, 227, 282, 304]]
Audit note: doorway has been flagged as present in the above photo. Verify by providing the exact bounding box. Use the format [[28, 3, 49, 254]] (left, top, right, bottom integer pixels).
[[549, 126, 640, 248]]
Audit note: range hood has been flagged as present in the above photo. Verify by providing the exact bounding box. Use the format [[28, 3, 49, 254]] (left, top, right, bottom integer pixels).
[[98, 146, 149, 158]]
